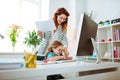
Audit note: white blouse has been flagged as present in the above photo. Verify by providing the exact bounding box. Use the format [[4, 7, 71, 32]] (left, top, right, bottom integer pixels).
[[50, 25, 68, 46]]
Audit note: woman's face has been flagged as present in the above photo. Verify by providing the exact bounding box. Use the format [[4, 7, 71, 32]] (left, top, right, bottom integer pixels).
[[57, 14, 67, 25], [52, 46, 64, 55]]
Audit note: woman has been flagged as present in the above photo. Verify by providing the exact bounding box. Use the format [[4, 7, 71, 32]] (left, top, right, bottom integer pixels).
[[37, 7, 70, 59]]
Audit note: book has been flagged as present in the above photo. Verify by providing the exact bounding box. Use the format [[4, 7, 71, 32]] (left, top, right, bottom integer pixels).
[[114, 46, 118, 58], [0, 58, 22, 70]]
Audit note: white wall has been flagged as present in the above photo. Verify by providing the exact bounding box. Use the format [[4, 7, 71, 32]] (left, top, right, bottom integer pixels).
[[49, 0, 120, 25], [86, 0, 120, 23], [76, 0, 86, 30], [49, 0, 68, 19]]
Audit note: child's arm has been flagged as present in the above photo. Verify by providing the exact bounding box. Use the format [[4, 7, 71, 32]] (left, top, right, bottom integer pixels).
[[48, 56, 66, 61]]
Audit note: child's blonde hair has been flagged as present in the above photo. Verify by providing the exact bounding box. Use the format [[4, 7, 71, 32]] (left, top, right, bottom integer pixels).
[[45, 41, 63, 57]]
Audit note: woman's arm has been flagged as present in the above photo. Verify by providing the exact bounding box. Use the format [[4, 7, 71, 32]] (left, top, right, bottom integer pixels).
[[37, 31, 52, 39], [37, 31, 52, 55]]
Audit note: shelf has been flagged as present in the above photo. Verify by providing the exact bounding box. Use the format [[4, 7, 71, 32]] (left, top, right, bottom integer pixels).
[[112, 41, 120, 43], [97, 42, 112, 44], [98, 22, 120, 28], [101, 57, 112, 59], [97, 41, 120, 43], [98, 25, 111, 29], [114, 59, 120, 62], [111, 22, 120, 26], [114, 58, 120, 60], [96, 23, 120, 63]]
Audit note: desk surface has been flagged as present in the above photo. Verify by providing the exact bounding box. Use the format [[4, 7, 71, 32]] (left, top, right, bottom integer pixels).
[[0, 61, 120, 80]]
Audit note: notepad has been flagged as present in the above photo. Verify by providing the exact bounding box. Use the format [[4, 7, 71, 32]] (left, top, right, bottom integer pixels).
[[36, 60, 76, 65], [36, 61, 58, 65], [35, 20, 56, 32]]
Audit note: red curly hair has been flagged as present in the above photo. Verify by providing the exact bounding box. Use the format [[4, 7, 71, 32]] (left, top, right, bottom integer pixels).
[[53, 7, 70, 32], [45, 40, 63, 56]]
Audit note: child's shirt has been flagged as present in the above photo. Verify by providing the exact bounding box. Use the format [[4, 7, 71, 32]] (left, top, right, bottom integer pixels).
[[47, 52, 63, 61], [47, 52, 57, 60]]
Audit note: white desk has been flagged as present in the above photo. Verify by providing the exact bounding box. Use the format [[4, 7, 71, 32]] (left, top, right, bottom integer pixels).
[[0, 61, 120, 80]]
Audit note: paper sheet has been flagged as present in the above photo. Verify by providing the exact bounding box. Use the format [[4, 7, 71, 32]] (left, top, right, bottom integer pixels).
[[35, 20, 56, 32]]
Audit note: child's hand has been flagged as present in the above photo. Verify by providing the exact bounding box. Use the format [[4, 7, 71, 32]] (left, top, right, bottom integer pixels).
[[60, 56, 67, 60]]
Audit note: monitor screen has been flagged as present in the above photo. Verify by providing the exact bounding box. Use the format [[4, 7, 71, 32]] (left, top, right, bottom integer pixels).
[[76, 13, 98, 56]]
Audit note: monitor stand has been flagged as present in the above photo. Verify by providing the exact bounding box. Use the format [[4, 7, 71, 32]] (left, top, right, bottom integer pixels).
[[91, 38, 101, 63]]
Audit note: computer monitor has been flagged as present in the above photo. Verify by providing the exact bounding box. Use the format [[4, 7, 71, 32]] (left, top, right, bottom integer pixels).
[[75, 13, 101, 63]]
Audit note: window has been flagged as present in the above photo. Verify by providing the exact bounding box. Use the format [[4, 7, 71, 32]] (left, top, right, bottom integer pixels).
[[40, 0, 49, 21], [0, 0, 49, 53]]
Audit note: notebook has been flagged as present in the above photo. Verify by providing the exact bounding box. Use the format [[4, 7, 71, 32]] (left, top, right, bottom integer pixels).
[[0, 58, 22, 70]]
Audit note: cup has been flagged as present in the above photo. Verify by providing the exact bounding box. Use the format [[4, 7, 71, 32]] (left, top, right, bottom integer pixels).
[[25, 53, 37, 68]]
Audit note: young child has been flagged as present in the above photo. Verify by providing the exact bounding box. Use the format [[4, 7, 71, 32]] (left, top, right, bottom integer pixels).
[[46, 40, 72, 61], [46, 40, 72, 80]]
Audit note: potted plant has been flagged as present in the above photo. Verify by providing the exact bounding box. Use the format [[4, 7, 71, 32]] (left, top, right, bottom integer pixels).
[[24, 30, 42, 52], [23, 30, 42, 68], [8, 24, 22, 50]]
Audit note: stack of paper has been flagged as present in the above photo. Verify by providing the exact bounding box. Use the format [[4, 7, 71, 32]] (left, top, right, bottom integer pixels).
[[0, 58, 22, 70]]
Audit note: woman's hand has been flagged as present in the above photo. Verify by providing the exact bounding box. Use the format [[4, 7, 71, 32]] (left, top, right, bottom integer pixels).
[[37, 30, 43, 37]]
